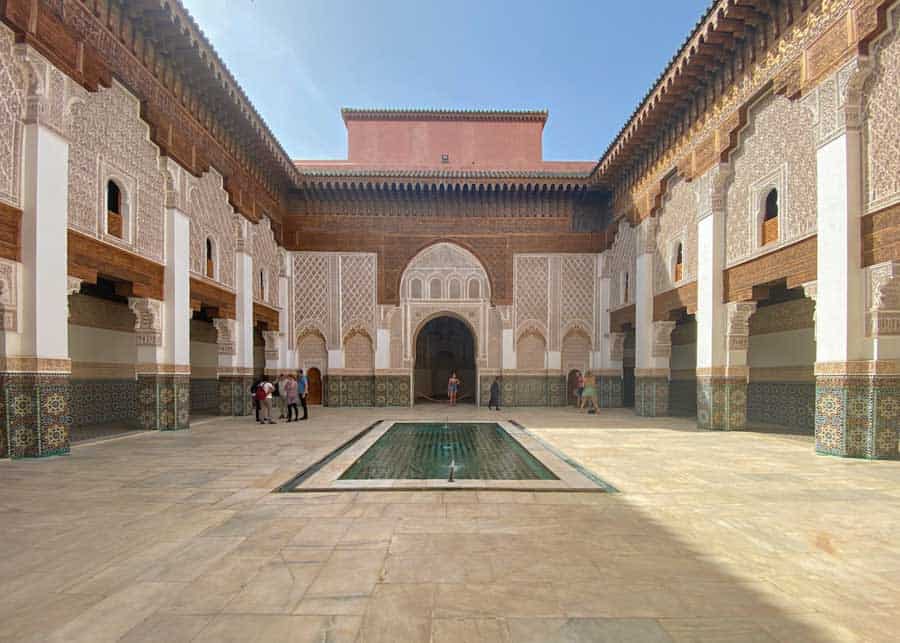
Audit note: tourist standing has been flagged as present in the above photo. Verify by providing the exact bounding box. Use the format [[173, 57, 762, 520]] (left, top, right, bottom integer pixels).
[[250, 378, 262, 422], [284, 374, 300, 422], [575, 370, 585, 408], [448, 372, 460, 406], [582, 371, 599, 413], [488, 376, 501, 411], [256, 378, 275, 424], [275, 374, 286, 419], [298, 369, 309, 420]]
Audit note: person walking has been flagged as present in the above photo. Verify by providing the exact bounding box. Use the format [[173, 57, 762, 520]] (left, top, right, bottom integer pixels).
[[275, 374, 286, 419], [297, 369, 309, 420], [575, 370, 585, 409], [488, 376, 501, 411], [284, 374, 300, 422], [448, 372, 460, 406], [582, 371, 599, 414]]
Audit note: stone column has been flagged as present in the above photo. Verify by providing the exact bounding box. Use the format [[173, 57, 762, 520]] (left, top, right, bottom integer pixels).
[[595, 254, 623, 407], [694, 164, 750, 430], [277, 250, 295, 372], [634, 218, 670, 416], [129, 296, 188, 431], [813, 59, 897, 459], [2, 49, 72, 457], [216, 220, 255, 416]]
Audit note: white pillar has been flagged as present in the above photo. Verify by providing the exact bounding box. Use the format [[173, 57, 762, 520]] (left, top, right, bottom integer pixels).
[[164, 207, 191, 369], [277, 266, 294, 371], [20, 122, 69, 363], [501, 328, 516, 370], [375, 328, 391, 369], [634, 219, 662, 373], [235, 224, 255, 372]]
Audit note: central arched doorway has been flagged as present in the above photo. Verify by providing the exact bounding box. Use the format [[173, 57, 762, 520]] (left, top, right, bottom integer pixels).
[[414, 315, 476, 404]]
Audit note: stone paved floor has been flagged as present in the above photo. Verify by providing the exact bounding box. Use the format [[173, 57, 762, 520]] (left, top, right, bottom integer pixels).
[[1, 406, 898, 642]]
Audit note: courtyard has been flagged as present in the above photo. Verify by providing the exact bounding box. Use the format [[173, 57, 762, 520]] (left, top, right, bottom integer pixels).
[[2, 407, 898, 642]]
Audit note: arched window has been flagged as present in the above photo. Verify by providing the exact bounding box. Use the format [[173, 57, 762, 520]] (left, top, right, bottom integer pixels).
[[674, 242, 684, 282], [762, 188, 779, 246], [205, 237, 215, 279], [430, 278, 442, 299], [468, 279, 480, 299], [410, 278, 422, 299], [623, 272, 630, 304], [106, 180, 124, 239], [259, 270, 266, 300], [448, 278, 461, 299]]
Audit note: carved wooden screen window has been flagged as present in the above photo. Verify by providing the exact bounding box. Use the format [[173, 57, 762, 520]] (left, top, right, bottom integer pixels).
[[674, 243, 684, 282], [106, 181, 123, 238], [762, 188, 779, 246], [206, 238, 215, 278]]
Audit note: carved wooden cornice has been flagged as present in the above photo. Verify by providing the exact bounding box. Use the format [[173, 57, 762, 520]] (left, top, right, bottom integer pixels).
[[653, 281, 698, 321], [189, 277, 236, 320], [599, 0, 895, 229], [723, 236, 817, 303], [253, 302, 279, 331], [68, 230, 165, 300], [1, 0, 293, 224], [0, 202, 22, 262], [609, 304, 636, 332]]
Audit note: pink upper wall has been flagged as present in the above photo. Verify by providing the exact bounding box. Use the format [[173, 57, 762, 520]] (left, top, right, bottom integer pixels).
[[294, 110, 595, 173]]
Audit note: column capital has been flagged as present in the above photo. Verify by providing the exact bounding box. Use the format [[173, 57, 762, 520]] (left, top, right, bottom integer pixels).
[[128, 297, 163, 346], [650, 321, 676, 360], [725, 301, 757, 351], [262, 330, 282, 362], [213, 317, 237, 356], [867, 261, 900, 338]]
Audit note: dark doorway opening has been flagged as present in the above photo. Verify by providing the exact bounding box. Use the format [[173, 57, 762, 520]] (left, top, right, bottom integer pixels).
[[414, 316, 476, 404], [622, 326, 636, 408]]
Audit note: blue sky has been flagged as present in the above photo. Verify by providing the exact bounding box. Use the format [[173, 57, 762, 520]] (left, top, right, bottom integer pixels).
[[181, 0, 711, 162]]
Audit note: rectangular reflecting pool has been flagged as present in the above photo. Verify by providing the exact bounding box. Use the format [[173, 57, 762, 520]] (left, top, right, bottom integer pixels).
[[339, 422, 558, 480]]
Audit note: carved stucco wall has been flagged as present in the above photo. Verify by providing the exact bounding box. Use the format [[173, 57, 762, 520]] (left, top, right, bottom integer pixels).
[[0, 25, 24, 208], [344, 331, 374, 372], [291, 252, 376, 351], [863, 3, 900, 213], [605, 223, 636, 307], [399, 243, 492, 370], [561, 329, 590, 374], [188, 168, 238, 289], [514, 256, 549, 342], [725, 92, 817, 265], [560, 255, 595, 344], [517, 332, 545, 370], [252, 217, 280, 307], [654, 174, 698, 293], [66, 81, 165, 263], [297, 331, 327, 374]]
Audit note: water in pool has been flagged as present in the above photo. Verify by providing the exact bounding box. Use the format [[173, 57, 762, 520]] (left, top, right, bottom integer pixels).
[[339, 422, 558, 480]]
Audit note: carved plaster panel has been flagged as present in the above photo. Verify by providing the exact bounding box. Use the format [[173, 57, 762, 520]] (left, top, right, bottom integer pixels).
[[654, 174, 698, 293], [560, 254, 595, 341], [128, 297, 163, 346], [213, 317, 237, 356], [650, 321, 676, 359], [0, 25, 25, 208], [514, 255, 549, 335], [864, 4, 900, 213], [867, 260, 900, 337], [725, 92, 817, 265], [292, 252, 331, 348], [401, 242, 490, 302], [340, 254, 377, 342], [0, 257, 18, 331], [606, 223, 637, 307], [66, 81, 165, 262], [252, 216, 280, 307], [725, 301, 757, 351], [262, 330, 281, 361], [188, 168, 238, 290]]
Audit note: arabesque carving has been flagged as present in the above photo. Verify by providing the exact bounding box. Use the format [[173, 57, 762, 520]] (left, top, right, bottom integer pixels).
[[128, 297, 163, 346]]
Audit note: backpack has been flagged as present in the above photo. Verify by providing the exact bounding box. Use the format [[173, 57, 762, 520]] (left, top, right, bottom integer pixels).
[[254, 384, 268, 401]]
